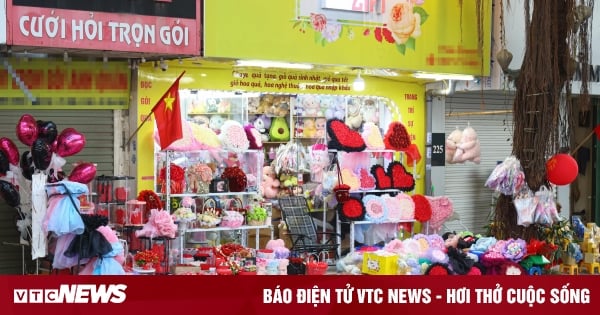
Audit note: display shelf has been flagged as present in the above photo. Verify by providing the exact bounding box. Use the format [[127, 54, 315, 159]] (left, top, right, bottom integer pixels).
[[158, 191, 258, 198], [188, 112, 240, 116], [349, 189, 401, 194]]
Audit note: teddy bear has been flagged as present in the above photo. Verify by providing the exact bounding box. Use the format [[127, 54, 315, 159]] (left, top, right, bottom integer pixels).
[[325, 96, 346, 120], [445, 128, 462, 164], [302, 95, 321, 116], [257, 94, 274, 114], [261, 165, 280, 199], [247, 97, 259, 114], [302, 118, 317, 138], [314, 117, 326, 138], [252, 114, 271, 142], [452, 126, 481, 164], [267, 97, 290, 117], [362, 99, 379, 125], [345, 99, 363, 130]]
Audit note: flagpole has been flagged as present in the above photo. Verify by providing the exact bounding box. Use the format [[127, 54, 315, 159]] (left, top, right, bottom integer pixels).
[[124, 71, 186, 148]]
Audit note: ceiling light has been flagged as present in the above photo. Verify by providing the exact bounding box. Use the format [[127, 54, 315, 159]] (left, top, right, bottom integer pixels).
[[236, 60, 314, 70], [353, 72, 365, 91], [140, 55, 146, 63], [63, 51, 69, 63], [413, 72, 474, 81]]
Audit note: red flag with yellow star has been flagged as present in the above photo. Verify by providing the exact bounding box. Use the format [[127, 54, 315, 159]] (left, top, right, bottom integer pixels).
[[152, 72, 185, 150]]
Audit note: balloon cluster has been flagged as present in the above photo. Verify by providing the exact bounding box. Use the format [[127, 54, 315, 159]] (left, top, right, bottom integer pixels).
[[0, 114, 97, 209]]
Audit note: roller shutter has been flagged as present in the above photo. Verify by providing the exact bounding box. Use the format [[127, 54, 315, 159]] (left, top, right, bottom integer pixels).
[[0, 109, 114, 274], [443, 91, 515, 234]]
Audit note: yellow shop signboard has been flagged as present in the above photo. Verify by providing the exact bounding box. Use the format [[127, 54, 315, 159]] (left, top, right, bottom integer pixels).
[[204, 0, 491, 76]]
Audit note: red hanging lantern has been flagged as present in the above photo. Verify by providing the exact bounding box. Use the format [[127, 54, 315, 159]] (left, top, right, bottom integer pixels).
[[546, 153, 578, 186]]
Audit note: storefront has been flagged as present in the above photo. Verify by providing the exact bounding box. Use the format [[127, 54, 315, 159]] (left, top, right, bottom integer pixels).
[[0, 0, 201, 274]]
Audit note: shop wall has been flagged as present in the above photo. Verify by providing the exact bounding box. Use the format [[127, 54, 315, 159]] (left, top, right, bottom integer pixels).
[[134, 63, 426, 195], [204, 0, 491, 76]]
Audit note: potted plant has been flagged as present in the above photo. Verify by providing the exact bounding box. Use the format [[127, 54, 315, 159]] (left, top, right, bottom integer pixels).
[[246, 205, 268, 226]]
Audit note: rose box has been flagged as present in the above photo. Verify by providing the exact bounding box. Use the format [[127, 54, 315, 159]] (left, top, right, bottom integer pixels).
[[361, 252, 398, 275]]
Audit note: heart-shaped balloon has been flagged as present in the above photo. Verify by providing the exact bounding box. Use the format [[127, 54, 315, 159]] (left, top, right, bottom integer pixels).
[[16, 114, 38, 146], [0, 137, 20, 166], [31, 138, 52, 170], [20, 151, 34, 180], [68, 163, 97, 184], [56, 128, 86, 157], [37, 120, 58, 144], [0, 179, 20, 207]]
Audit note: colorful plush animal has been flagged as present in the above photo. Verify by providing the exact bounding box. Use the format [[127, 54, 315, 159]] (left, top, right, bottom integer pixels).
[[261, 165, 280, 199], [252, 114, 272, 142]]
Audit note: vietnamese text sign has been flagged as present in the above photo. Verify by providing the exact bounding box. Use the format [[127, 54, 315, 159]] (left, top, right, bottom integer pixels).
[[7, 1, 200, 55]]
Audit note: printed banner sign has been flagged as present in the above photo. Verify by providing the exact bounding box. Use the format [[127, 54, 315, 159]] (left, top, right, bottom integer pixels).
[[6, 0, 201, 55], [0, 275, 597, 314], [0, 58, 130, 109]]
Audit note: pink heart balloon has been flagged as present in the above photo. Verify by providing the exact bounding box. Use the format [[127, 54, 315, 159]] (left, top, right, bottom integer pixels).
[[56, 128, 86, 157], [0, 137, 20, 165], [68, 163, 97, 184], [16, 114, 38, 146]]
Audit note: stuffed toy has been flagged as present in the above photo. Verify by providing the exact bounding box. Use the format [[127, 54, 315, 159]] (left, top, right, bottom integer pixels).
[[261, 165, 280, 199], [248, 96, 259, 113], [445, 127, 462, 164], [315, 118, 327, 138], [303, 118, 317, 138], [244, 124, 263, 149], [192, 115, 210, 126], [362, 99, 379, 124], [206, 98, 219, 113], [266, 95, 290, 117], [294, 120, 304, 138], [217, 99, 231, 113], [219, 120, 250, 153], [257, 94, 274, 114], [345, 99, 363, 130], [302, 95, 321, 116], [452, 126, 481, 164], [325, 96, 346, 121], [209, 114, 225, 134], [252, 114, 271, 142]]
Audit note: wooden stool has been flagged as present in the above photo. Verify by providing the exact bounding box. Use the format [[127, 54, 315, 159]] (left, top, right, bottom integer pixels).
[[580, 262, 600, 274], [560, 264, 578, 275]]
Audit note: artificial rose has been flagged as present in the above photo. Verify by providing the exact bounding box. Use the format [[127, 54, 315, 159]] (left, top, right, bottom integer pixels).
[[310, 13, 327, 31], [386, 0, 421, 44]]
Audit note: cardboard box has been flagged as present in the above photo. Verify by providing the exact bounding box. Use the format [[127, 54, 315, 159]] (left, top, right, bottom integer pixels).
[[361, 252, 398, 275]]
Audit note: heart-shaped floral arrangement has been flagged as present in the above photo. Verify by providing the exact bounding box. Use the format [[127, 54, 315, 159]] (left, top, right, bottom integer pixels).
[[337, 197, 365, 221], [387, 161, 415, 192], [358, 168, 376, 190], [382, 195, 403, 222], [384, 121, 411, 151], [363, 195, 387, 223], [370, 164, 392, 190], [327, 118, 366, 152], [341, 168, 361, 191], [411, 194, 432, 223]]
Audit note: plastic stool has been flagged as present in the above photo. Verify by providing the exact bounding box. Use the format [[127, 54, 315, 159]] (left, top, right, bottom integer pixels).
[[580, 262, 600, 274], [560, 264, 578, 275]]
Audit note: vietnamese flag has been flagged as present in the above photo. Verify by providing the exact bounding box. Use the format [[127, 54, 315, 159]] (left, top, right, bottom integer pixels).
[[153, 71, 185, 150]]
